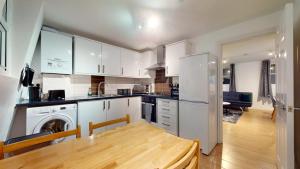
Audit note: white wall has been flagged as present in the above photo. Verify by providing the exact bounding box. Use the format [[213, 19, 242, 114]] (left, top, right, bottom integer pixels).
[[235, 61, 274, 111], [0, 0, 44, 140]]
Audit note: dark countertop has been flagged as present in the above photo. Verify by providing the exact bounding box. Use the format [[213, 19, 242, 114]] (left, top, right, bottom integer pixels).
[[16, 94, 178, 108]]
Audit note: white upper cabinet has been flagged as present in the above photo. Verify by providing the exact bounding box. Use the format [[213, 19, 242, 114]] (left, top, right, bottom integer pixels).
[[101, 43, 121, 76], [121, 48, 141, 78], [140, 50, 155, 78], [165, 41, 191, 77], [41, 30, 73, 74], [74, 36, 101, 75]]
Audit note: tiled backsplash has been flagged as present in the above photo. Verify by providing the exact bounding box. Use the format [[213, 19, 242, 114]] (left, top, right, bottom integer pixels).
[[42, 74, 91, 98], [154, 69, 172, 95], [37, 69, 178, 98]]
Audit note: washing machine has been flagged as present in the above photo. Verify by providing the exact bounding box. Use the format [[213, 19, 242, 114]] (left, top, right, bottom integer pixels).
[[26, 104, 77, 143]]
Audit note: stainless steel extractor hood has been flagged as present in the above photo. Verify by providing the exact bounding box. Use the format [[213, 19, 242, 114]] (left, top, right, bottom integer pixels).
[[146, 45, 165, 70]]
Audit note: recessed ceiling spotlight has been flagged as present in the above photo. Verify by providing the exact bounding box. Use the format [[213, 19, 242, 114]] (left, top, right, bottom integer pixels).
[[222, 60, 227, 64], [268, 52, 274, 56], [138, 24, 143, 30]]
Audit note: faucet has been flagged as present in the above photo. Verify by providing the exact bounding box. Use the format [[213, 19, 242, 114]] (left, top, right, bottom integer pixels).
[[98, 82, 106, 96]]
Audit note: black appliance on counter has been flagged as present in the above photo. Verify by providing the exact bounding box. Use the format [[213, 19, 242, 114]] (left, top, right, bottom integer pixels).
[[48, 90, 65, 101], [170, 84, 179, 98], [141, 95, 157, 123], [28, 84, 41, 102]]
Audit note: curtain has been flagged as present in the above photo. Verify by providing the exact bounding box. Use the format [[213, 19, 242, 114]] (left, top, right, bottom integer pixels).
[[229, 64, 236, 92], [258, 60, 272, 104]]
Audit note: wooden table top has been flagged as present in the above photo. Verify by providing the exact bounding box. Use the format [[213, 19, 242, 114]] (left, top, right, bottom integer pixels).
[[0, 121, 194, 169]]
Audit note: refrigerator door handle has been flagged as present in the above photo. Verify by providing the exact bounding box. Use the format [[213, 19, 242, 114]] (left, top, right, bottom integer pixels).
[[179, 99, 209, 104]]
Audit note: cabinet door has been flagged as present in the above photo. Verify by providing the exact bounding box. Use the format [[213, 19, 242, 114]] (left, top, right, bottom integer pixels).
[[78, 100, 106, 137], [106, 98, 127, 129], [126, 97, 142, 123], [165, 41, 187, 77], [121, 49, 140, 77], [41, 30, 73, 74], [74, 37, 101, 75], [101, 43, 121, 76], [140, 51, 154, 78]]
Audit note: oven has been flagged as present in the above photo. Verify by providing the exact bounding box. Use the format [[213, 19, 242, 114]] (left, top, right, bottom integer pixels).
[[141, 95, 157, 123]]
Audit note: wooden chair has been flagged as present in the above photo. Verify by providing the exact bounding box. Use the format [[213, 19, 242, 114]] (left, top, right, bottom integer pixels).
[[0, 125, 81, 160], [89, 114, 130, 136], [166, 140, 200, 169]]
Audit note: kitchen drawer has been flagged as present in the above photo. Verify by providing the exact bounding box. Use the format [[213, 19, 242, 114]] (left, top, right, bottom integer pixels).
[[158, 121, 177, 132], [157, 106, 178, 116], [157, 99, 178, 109], [158, 113, 177, 124]]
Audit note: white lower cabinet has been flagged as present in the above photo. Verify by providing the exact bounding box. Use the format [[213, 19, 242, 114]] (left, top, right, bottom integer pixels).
[[78, 100, 106, 137], [156, 99, 178, 136], [126, 97, 142, 123], [106, 98, 128, 129], [78, 97, 141, 137]]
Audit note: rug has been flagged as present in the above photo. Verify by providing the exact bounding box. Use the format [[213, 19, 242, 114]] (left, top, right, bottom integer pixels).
[[223, 109, 243, 123]]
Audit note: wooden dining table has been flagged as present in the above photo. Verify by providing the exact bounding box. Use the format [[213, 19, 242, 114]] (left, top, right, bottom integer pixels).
[[0, 121, 196, 169]]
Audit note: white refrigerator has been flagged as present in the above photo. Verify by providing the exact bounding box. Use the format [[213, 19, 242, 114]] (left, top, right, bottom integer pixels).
[[179, 53, 218, 155]]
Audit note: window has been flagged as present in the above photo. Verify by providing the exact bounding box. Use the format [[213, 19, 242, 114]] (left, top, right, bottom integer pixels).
[[223, 68, 230, 84], [270, 64, 276, 84], [0, 0, 7, 72]]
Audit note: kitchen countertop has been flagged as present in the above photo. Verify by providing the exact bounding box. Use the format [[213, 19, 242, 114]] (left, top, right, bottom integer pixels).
[[15, 94, 179, 108]]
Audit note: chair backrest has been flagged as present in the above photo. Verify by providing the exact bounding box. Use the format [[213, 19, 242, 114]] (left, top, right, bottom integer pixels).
[[0, 125, 81, 160], [89, 114, 130, 136], [166, 140, 200, 169]]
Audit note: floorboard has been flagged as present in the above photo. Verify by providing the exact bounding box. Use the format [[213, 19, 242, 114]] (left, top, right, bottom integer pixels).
[[200, 109, 276, 169]]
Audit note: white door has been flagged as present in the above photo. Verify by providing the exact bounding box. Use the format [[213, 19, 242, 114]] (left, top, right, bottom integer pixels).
[[41, 30, 73, 74], [179, 54, 208, 102], [106, 99, 127, 129], [275, 3, 294, 169], [78, 100, 106, 137], [74, 36, 101, 75], [121, 49, 140, 77], [101, 43, 121, 76]]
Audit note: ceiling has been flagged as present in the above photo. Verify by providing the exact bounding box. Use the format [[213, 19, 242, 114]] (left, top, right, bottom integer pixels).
[[44, 0, 289, 51], [222, 33, 276, 65]]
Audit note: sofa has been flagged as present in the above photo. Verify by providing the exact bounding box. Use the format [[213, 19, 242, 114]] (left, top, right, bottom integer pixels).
[[223, 91, 253, 110]]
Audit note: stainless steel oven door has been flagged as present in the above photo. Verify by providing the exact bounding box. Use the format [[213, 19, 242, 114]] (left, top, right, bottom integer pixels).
[[142, 102, 155, 122]]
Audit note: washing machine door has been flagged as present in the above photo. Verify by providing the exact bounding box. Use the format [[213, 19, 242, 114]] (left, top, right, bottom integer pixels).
[[33, 114, 75, 143]]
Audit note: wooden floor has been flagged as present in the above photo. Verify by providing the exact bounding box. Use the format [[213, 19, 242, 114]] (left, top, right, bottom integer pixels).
[[200, 109, 276, 169]]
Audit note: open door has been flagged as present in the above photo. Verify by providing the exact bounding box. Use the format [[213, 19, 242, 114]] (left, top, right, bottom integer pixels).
[[275, 3, 294, 169]]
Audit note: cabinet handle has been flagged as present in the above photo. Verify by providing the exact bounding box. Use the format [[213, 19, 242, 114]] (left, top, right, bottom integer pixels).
[[162, 108, 170, 111], [108, 101, 110, 110], [162, 123, 170, 127], [122, 67, 124, 75], [102, 65, 105, 73], [139, 69, 140, 76], [98, 65, 100, 73], [162, 115, 170, 119], [103, 101, 105, 110], [128, 99, 130, 107]]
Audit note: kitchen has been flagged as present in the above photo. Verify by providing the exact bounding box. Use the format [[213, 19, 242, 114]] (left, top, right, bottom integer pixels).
[[0, 0, 296, 168]]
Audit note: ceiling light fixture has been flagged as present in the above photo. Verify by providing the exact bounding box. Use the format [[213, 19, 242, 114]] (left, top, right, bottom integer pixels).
[[222, 60, 227, 64], [268, 52, 273, 56], [147, 17, 159, 29]]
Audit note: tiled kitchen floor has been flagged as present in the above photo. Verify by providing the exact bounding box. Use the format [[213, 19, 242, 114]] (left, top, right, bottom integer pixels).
[[200, 109, 276, 169]]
